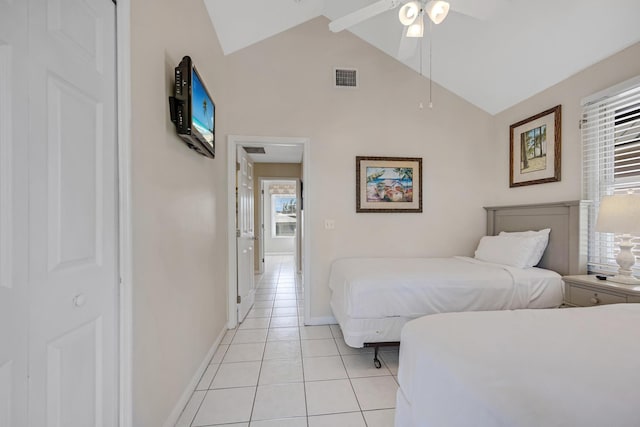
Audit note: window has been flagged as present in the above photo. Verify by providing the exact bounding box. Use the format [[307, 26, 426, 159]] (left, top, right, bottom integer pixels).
[[582, 76, 640, 274], [271, 194, 296, 238]]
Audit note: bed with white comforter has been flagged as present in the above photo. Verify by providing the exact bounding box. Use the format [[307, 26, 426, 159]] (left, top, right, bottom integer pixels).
[[329, 256, 563, 347], [395, 304, 640, 427]]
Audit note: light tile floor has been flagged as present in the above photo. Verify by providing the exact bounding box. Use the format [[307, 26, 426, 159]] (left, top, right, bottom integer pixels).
[[175, 255, 399, 427]]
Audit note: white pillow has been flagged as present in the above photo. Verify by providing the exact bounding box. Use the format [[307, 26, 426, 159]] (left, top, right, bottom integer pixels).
[[474, 235, 545, 268], [498, 228, 550, 266]]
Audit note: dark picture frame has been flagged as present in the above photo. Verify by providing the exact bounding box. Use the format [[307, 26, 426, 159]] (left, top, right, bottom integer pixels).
[[356, 156, 422, 213], [509, 105, 561, 187]]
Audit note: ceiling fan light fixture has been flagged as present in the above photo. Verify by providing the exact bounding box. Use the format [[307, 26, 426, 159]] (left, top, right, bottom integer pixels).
[[405, 13, 424, 37], [399, 1, 421, 26], [425, 0, 450, 24]]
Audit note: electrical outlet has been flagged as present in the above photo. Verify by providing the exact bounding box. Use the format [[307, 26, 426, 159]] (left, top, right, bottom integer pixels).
[[324, 219, 335, 230]]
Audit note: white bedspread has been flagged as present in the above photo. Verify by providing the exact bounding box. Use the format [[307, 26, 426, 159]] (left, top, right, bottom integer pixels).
[[396, 304, 640, 427], [329, 256, 562, 319]]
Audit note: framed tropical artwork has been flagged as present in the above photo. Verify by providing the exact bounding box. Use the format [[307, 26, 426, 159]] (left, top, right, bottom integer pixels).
[[510, 105, 562, 187], [356, 156, 422, 213]]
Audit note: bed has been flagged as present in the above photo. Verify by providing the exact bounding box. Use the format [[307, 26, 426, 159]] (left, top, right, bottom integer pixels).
[[395, 303, 640, 426], [329, 201, 588, 366]]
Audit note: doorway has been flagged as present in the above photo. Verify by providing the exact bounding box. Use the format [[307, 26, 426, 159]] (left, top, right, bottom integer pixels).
[[227, 136, 311, 329], [259, 179, 301, 276]]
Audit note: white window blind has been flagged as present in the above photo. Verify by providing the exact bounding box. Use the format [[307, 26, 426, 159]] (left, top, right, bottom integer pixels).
[[582, 76, 640, 274]]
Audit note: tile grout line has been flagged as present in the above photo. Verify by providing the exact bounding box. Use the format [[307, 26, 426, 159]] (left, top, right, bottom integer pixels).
[[248, 260, 279, 424], [292, 267, 311, 427], [335, 332, 368, 425], [188, 343, 232, 427]]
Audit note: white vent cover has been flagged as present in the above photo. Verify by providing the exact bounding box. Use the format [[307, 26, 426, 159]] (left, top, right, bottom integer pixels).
[[334, 68, 358, 88]]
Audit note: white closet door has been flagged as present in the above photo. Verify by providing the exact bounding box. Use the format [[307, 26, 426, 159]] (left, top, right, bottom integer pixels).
[[26, 0, 119, 426]]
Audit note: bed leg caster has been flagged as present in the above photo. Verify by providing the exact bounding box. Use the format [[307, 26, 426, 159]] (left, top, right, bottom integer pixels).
[[373, 346, 382, 369]]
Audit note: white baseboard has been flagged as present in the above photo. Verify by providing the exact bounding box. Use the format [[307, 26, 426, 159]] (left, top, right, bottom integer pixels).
[[304, 315, 337, 326], [162, 326, 227, 427]]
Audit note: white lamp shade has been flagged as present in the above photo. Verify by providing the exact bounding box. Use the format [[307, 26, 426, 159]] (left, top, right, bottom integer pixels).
[[595, 194, 640, 234], [399, 1, 421, 26], [405, 13, 424, 37], [425, 0, 450, 24]]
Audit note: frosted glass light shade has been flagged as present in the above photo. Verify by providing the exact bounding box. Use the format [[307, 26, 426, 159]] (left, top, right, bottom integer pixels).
[[596, 194, 640, 234], [406, 14, 424, 37], [399, 1, 421, 26], [425, 0, 450, 25]]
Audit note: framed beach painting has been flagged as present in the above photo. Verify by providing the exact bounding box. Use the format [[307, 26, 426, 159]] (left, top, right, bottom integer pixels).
[[356, 156, 422, 213], [510, 105, 561, 187]]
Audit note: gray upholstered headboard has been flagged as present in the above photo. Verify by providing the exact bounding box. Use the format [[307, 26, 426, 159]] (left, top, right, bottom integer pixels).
[[484, 201, 589, 276]]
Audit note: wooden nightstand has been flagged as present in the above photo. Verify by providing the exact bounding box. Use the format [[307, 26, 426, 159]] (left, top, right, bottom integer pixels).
[[563, 275, 640, 307]]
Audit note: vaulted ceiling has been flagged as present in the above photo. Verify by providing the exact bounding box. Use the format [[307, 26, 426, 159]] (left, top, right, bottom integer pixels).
[[204, 0, 640, 115]]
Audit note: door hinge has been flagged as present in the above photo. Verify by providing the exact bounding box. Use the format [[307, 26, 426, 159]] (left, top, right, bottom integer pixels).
[[236, 229, 241, 237], [262, 258, 265, 263], [237, 295, 241, 304]]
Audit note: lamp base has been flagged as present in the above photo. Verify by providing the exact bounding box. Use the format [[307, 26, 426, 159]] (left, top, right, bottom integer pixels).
[[611, 235, 639, 285]]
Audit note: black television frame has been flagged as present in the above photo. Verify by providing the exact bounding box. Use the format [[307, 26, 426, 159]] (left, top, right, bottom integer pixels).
[[169, 56, 215, 158]]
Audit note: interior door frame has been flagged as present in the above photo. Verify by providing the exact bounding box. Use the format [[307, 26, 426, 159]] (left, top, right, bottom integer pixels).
[[227, 135, 311, 329], [258, 180, 265, 274], [116, 1, 133, 426], [258, 177, 301, 273]]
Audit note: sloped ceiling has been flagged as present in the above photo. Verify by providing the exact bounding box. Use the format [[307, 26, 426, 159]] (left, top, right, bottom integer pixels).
[[205, 0, 640, 115]]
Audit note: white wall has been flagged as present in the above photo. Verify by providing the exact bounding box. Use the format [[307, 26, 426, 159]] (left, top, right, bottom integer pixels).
[[223, 17, 496, 319], [130, 0, 228, 425]]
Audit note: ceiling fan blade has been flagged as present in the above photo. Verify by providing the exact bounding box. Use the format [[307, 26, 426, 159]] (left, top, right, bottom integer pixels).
[[450, 0, 507, 20], [397, 29, 418, 60], [329, 0, 403, 33]]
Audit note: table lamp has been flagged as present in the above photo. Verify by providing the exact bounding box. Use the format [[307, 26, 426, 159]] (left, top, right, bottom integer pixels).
[[595, 194, 640, 284]]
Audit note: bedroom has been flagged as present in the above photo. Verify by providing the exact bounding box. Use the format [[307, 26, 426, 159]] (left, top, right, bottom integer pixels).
[[132, 2, 640, 425], [1, 0, 639, 426]]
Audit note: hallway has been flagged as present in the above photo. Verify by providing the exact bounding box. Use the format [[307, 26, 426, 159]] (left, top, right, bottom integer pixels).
[[175, 255, 398, 426]]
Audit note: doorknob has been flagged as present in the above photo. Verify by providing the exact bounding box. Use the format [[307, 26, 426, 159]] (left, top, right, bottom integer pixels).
[[73, 294, 86, 308], [242, 249, 248, 254]]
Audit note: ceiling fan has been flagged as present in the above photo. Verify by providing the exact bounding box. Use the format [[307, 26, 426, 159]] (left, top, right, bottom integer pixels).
[[328, 0, 502, 58], [329, 0, 451, 36]]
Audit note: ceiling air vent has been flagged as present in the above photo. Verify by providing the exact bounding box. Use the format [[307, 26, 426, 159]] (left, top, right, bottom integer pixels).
[[334, 68, 358, 88], [243, 146, 266, 154]]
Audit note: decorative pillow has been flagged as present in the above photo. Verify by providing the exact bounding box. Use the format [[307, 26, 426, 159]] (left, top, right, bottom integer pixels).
[[499, 228, 550, 266], [474, 234, 546, 268]]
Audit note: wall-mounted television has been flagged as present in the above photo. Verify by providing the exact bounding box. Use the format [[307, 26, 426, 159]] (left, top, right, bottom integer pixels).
[[169, 56, 215, 158]]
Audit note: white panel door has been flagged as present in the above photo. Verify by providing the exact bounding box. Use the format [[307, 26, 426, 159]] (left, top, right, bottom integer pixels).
[[236, 147, 255, 322], [0, 1, 30, 426], [27, 0, 118, 426]]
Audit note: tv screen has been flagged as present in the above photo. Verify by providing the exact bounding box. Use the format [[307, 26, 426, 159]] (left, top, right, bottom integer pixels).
[[191, 67, 214, 150], [168, 56, 215, 158]]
